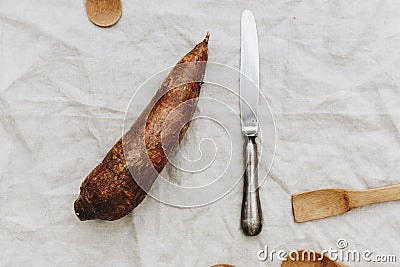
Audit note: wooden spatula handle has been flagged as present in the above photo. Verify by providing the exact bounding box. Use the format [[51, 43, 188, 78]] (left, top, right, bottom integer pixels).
[[349, 184, 400, 208]]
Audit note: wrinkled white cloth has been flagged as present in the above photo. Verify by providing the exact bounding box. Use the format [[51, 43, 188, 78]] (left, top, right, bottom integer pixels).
[[1, 0, 400, 266]]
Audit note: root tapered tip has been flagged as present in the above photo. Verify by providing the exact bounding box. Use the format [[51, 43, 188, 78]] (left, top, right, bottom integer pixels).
[[74, 196, 96, 221], [204, 32, 210, 43]]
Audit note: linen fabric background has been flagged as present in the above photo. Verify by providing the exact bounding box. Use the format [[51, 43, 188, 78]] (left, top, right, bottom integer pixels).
[[1, 0, 400, 266]]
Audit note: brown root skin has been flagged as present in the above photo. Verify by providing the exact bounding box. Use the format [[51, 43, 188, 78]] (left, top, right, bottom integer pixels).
[[74, 33, 209, 221], [74, 196, 96, 221]]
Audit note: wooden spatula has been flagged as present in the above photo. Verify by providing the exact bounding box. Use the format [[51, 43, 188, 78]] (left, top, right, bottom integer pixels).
[[292, 184, 400, 222], [86, 0, 122, 27], [282, 250, 347, 267]]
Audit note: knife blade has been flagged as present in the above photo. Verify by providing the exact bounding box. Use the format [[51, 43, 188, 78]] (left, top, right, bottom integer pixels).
[[240, 9, 259, 137], [240, 10, 263, 236]]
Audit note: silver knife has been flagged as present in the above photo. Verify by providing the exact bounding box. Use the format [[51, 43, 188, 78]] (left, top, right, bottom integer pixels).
[[240, 10, 262, 236]]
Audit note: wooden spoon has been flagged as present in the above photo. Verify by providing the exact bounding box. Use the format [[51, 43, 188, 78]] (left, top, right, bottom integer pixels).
[[86, 0, 122, 27], [282, 250, 347, 267], [292, 184, 400, 222], [211, 265, 236, 267]]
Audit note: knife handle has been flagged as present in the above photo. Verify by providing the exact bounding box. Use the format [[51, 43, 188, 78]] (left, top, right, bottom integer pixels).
[[241, 136, 262, 236]]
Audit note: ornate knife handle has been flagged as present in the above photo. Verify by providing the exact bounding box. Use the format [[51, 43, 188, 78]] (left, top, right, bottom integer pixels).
[[241, 136, 262, 236]]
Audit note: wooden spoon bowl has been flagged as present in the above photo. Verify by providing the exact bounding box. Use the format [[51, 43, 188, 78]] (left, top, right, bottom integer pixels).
[[281, 251, 347, 267], [86, 0, 122, 27]]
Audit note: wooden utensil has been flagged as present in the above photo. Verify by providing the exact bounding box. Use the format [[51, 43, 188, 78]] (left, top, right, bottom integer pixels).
[[282, 250, 347, 267], [292, 184, 400, 222], [86, 0, 122, 27]]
